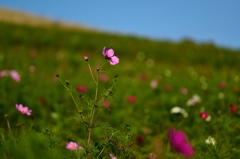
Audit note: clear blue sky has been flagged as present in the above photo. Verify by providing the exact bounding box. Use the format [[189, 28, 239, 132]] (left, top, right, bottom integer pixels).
[[0, 0, 240, 50]]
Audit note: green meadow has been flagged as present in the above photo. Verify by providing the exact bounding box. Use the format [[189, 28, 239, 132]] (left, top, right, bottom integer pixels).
[[0, 16, 240, 159]]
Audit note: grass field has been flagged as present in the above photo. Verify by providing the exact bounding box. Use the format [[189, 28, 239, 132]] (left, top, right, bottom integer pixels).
[[0, 12, 240, 158]]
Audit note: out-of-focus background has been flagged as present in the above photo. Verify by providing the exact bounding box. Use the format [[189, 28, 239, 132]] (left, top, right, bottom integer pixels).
[[0, 1, 240, 159]]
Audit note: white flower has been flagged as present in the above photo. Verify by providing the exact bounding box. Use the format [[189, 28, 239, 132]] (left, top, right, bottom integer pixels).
[[187, 94, 201, 106], [170, 106, 188, 118], [205, 136, 216, 145]]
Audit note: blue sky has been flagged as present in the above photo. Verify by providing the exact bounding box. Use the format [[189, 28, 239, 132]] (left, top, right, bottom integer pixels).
[[0, 0, 240, 50]]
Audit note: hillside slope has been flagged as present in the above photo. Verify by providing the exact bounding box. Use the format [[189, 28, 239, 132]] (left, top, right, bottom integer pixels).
[[0, 8, 239, 69]]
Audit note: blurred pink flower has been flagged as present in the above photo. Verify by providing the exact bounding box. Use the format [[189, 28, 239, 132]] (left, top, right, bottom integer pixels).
[[109, 154, 117, 159], [16, 104, 32, 116], [102, 46, 119, 65], [199, 112, 211, 121], [75, 85, 87, 93], [100, 74, 109, 82], [66, 141, 83, 151], [10, 70, 21, 82], [84, 55, 88, 61], [218, 81, 225, 90], [150, 79, 158, 89], [127, 96, 136, 103], [180, 87, 188, 95], [168, 128, 194, 157], [0, 70, 7, 77]]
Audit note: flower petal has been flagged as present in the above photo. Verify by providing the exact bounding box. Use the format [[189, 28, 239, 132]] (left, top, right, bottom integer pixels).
[[102, 47, 107, 56], [106, 49, 114, 57], [110, 56, 119, 65]]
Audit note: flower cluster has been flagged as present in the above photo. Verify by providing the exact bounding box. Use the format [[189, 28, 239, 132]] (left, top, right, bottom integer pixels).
[[0, 70, 21, 82]]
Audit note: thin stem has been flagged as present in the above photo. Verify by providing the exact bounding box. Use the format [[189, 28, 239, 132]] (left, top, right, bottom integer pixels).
[[6, 119, 16, 144], [88, 65, 100, 145], [70, 91, 80, 112], [87, 62, 97, 84], [58, 77, 80, 112]]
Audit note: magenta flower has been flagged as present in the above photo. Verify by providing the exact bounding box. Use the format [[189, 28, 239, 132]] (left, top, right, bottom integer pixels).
[[199, 112, 211, 121], [66, 141, 83, 151], [102, 47, 119, 65], [168, 128, 194, 157], [10, 70, 21, 82], [16, 104, 32, 116], [75, 85, 87, 93]]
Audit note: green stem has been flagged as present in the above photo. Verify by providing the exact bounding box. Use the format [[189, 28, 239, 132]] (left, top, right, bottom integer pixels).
[[88, 65, 100, 145], [87, 62, 97, 84]]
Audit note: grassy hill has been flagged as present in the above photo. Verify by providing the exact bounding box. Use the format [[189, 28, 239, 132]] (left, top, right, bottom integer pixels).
[[0, 8, 240, 159]]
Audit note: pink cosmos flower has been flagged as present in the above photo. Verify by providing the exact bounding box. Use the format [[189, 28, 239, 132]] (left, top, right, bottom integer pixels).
[[102, 47, 119, 65], [66, 141, 83, 151], [16, 104, 32, 116], [10, 70, 21, 82], [75, 85, 87, 93], [168, 128, 194, 157]]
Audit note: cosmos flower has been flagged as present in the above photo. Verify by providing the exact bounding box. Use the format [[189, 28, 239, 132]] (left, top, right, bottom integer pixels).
[[16, 104, 32, 116], [199, 112, 211, 122], [102, 47, 119, 65], [66, 141, 83, 151], [10, 70, 21, 82], [168, 128, 194, 157]]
